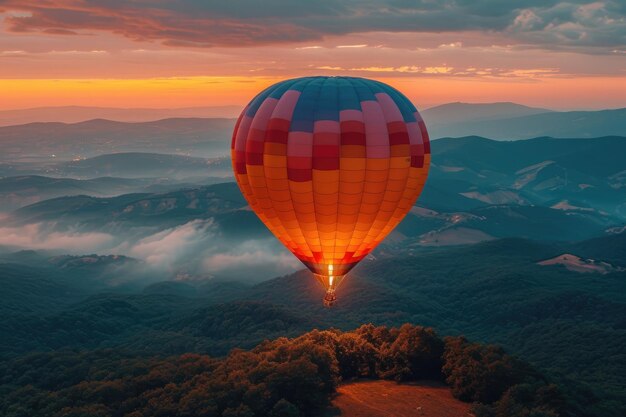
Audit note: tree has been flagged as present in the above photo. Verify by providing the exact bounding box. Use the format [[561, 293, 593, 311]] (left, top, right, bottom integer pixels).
[[443, 337, 536, 404], [379, 324, 444, 381], [269, 399, 300, 417]]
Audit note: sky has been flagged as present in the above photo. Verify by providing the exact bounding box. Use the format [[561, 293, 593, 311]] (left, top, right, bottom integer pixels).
[[0, 0, 625, 111]]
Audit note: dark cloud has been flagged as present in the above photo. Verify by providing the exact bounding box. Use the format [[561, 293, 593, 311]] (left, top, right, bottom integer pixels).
[[0, 0, 624, 52]]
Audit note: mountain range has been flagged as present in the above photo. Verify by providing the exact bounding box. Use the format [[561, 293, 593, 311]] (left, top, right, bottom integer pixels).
[[421, 102, 552, 125], [3, 137, 623, 249], [427, 136, 626, 217], [0, 118, 234, 162], [1, 103, 625, 168], [7, 181, 617, 244], [0, 105, 242, 127], [421, 103, 626, 139], [0, 153, 232, 210]]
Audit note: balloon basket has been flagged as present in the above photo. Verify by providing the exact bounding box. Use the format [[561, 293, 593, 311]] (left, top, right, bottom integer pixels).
[[323, 288, 337, 308]]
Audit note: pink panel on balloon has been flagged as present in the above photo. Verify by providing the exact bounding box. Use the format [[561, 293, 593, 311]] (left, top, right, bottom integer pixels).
[[375, 93, 404, 122], [414, 112, 431, 153], [250, 97, 278, 129], [361, 101, 390, 158], [339, 109, 364, 122], [234, 115, 253, 152], [231, 106, 247, 149], [272, 90, 300, 120], [287, 132, 313, 157], [314, 120, 341, 134], [367, 145, 391, 159], [406, 122, 423, 146], [247, 127, 267, 143]]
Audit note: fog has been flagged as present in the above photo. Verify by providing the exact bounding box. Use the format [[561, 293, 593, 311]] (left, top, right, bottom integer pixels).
[[0, 219, 300, 284], [0, 223, 115, 252]]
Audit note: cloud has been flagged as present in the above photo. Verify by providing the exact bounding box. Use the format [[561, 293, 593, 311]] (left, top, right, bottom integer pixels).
[[316, 65, 457, 74], [0, 218, 300, 281], [125, 219, 214, 267], [336, 44, 368, 48], [123, 220, 300, 279], [203, 240, 300, 273], [0, 223, 115, 252], [0, 1, 624, 52], [314, 64, 562, 78], [510, 9, 544, 31]]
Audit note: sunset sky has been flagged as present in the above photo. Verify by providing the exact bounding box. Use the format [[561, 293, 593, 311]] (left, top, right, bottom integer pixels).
[[1, 0, 625, 111]]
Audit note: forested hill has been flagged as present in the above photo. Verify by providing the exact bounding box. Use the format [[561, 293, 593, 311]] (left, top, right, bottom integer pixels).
[[0, 324, 573, 417]]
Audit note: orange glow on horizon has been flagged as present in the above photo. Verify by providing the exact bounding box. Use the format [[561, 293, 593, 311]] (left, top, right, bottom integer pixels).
[[0, 77, 281, 110], [1, 75, 625, 111]]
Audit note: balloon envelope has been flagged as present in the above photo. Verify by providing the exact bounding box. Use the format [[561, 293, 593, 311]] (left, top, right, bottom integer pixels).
[[231, 76, 430, 303]]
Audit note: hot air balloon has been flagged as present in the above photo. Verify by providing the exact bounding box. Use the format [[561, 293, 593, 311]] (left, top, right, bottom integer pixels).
[[231, 76, 430, 306]]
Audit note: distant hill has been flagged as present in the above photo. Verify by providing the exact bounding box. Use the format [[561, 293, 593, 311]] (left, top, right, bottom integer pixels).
[[51, 152, 230, 179], [0, 175, 141, 210], [2, 102, 545, 128], [422, 102, 551, 125], [9, 181, 259, 230], [0, 105, 242, 126], [0, 152, 233, 184], [9, 179, 618, 243], [5, 134, 623, 218], [427, 107, 626, 139], [402, 204, 618, 244], [567, 231, 626, 265], [431, 135, 626, 178], [0, 252, 148, 296], [427, 136, 626, 218], [0, 118, 235, 162], [2, 104, 624, 165], [0, 175, 211, 211], [0, 172, 234, 211], [0, 263, 88, 315]]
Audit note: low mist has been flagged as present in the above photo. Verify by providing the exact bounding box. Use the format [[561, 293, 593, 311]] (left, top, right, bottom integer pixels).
[[0, 218, 300, 285]]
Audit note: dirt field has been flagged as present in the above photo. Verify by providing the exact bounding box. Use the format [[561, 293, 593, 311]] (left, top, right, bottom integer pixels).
[[328, 380, 473, 417]]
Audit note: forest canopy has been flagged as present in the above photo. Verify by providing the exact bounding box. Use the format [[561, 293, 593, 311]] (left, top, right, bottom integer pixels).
[[0, 324, 572, 417]]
